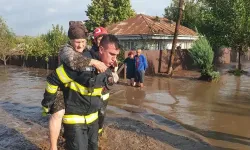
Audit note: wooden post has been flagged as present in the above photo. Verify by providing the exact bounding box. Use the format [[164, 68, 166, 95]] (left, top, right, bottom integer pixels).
[[167, 0, 184, 76], [158, 50, 162, 73], [238, 46, 242, 70]]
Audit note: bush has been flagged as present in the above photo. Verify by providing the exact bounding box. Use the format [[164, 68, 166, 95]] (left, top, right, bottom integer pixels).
[[189, 36, 220, 81], [117, 49, 125, 62], [228, 69, 248, 76]]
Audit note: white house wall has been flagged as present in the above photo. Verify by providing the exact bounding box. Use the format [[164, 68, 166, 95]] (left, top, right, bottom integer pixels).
[[119, 39, 195, 50]]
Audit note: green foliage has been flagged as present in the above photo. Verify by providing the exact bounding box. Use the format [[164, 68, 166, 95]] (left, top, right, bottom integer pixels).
[[203, 0, 250, 49], [201, 69, 220, 81], [21, 39, 33, 59], [189, 36, 213, 70], [164, 0, 250, 50], [41, 24, 68, 56], [85, 0, 135, 31], [189, 36, 219, 81], [21, 36, 50, 61], [203, 0, 250, 71], [164, 0, 178, 21], [0, 16, 18, 65], [165, 0, 250, 73], [21, 36, 36, 59], [32, 38, 49, 57], [21, 24, 67, 62], [164, 0, 206, 31], [1, 18, 67, 64], [228, 69, 248, 76], [117, 49, 125, 62]]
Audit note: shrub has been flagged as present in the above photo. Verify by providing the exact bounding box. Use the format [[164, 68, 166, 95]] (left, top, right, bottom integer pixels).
[[189, 36, 220, 81], [228, 69, 248, 76]]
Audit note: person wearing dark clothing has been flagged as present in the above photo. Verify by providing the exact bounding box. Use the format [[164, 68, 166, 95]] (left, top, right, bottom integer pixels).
[[47, 22, 108, 150], [123, 51, 136, 86], [42, 34, 120, 150], [134, 49, 148, 88], [91, 27, 120, 135]]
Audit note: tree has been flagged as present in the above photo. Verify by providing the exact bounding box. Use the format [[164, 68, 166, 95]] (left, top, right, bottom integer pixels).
[[0, 17, 17, 65], [20, 24, 67, 68], [204, 0, 250, 70], [85, 0, 135, 31], [165, 0, 250, 72], [20, 36, 50, 66], [164, 0, 206, 31], [21, 24, 67, 61], [164, 0, 220, 48], [164, 0, 179, 21], [189, 35, 219, 81], [41, 24, 68, 58], [21, 36, 35, 60]]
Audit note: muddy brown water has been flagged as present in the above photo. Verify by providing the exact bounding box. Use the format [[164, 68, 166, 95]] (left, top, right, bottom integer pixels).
[[0, 65, 250, 150]]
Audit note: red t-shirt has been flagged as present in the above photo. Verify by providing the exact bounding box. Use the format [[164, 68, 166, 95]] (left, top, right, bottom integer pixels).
[[136, 56, 140, 69]]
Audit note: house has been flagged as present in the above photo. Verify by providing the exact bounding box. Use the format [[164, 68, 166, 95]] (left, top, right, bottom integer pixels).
[[107, 14, 198, 50]]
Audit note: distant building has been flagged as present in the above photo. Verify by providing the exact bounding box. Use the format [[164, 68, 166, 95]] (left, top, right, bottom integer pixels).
[[107, 14, 198, 50]]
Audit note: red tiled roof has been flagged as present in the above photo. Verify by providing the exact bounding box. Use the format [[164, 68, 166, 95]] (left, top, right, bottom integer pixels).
[[107, 14, 197, 36]]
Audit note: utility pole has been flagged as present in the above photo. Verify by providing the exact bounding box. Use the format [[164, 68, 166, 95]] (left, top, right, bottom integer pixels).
[[167, 0, 184, 76]]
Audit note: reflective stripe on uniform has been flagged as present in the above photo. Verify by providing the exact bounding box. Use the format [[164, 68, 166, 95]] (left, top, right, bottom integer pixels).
[[65, 82, 103, 96], [98, 128, 103, 133], [56, 65, 73, 83], [42, 106, 49, 113], [101, 93, 110, 101], [42, 107, 49, 117], [63, 111, 98, 124], [45, 82, 58, 94]]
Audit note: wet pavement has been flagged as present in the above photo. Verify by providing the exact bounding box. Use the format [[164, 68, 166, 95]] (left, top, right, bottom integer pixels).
[[0, 65, 250, 150]]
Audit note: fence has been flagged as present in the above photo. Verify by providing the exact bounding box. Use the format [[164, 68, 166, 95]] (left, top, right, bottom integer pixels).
[[5, 55, 58, 70], [2, 48, 231, 76]]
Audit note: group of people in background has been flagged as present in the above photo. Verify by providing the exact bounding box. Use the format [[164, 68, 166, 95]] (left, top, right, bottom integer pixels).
[[124, 49, 148, 88]]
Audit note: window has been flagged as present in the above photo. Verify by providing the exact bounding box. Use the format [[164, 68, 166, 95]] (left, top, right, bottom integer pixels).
[[131, 41, 135, 50], [120, 40, 137, 50], [124, 41, 130, 50]]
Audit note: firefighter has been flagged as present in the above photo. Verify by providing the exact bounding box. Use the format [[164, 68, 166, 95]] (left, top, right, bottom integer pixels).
[[48, 22, 108, 150], [42, 34, 120, 150], [65, 26, 117, 136], [92, 27, 108, 51], [90, 27, 114, 135], [58, 26, 116, 138]]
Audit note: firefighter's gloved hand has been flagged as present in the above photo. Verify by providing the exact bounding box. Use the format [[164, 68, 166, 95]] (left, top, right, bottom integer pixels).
[[42, 106, 49, 116]]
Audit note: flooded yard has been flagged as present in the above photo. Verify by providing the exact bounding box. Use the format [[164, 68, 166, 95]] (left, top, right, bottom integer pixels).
[[0, 65, 250, 150]]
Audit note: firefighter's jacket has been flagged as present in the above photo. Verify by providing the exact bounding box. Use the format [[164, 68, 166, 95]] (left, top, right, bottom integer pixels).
[[41, 51, 112, 116]]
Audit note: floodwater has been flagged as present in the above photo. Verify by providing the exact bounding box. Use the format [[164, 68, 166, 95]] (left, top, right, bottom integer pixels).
[[0, 65, 250, 150]]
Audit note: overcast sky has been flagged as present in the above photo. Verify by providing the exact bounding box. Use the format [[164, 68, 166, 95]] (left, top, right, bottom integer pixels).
[[0, 0, 171, 36]]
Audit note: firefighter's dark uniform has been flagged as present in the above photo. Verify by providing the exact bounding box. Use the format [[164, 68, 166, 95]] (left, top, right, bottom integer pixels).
[[42, 51, 112, 150], [89, 47, 110, 134]]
